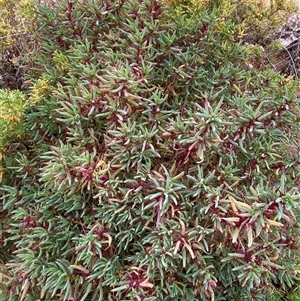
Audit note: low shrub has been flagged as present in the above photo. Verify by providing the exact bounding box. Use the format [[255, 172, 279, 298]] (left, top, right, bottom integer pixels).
[[165, 0, 297, 44], [0, 89, 26, 183], [0, 0, 38, 59], [0, 0, 39, 92], [1, 0, 300, 300]]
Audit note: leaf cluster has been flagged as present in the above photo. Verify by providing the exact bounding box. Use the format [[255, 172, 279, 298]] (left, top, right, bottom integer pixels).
[[1, 0, 300, 301], [165, 0, 297, 44]]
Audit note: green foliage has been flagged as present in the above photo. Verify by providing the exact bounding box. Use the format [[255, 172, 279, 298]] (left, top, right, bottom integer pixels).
[[0, 88, 26, 185], [0, 89, 26, 148], [2, 0, 300, 300], [165, 0, 297, 43]]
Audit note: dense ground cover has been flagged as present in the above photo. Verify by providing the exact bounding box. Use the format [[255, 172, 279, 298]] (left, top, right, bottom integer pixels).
[[1, 0, 300, 300]]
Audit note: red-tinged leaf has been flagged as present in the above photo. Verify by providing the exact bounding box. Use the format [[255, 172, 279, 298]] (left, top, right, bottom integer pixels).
[[140, 277, 154, 289]]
